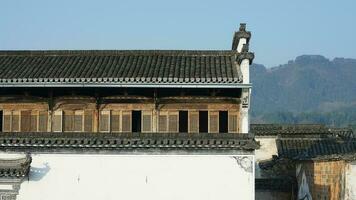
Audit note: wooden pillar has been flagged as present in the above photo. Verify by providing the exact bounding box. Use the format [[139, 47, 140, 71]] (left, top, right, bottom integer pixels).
[[153, 89, 159, 133], [93, 109, 99, 133], [48, 90, 53, 132], [94, 94, 100, 133]]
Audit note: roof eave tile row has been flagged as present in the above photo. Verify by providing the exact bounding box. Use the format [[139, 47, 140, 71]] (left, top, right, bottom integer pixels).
[[276, 137, 356, 161], [0, 154, 31, 178], [0, 132, 260, 152]]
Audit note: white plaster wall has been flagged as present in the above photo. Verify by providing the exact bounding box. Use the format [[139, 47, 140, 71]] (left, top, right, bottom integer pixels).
[[345, 162, 356, 200], [254, 137, 278, 178], [240, 59, 250, 84], [16, 154, 254, 200], [241, 109, 249, 134], [237, 38, 247, 53], [0, 153, 26, 159], [255, 138, 278, 162]]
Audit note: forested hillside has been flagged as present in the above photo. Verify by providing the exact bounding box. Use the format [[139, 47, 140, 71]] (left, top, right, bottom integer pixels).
[[250, 55, 356, 128]]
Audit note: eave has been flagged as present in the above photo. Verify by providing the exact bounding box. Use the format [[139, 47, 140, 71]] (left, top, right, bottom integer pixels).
[[0, 82, 252, 89], [0, 132, 259, 153]]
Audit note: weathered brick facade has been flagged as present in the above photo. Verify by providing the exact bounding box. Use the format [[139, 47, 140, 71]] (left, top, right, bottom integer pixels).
[[298, 160, 346, 200]]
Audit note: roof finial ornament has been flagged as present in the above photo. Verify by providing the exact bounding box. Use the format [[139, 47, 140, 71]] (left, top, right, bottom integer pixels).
[[232, 23, 251, 51], [239, 23, 246, 31]]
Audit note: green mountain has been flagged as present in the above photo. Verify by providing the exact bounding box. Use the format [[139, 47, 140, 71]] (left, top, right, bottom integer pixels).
[[250, 55, 356, 127]]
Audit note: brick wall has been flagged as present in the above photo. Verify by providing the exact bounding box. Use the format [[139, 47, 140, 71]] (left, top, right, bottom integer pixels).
[[298, 160, 346, 200]]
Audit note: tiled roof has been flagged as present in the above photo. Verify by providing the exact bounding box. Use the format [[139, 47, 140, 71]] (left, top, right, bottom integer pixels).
[[0, 50, 246, 87], [277, 134, 356, 161], [252, 124, 352, 136], [0, 154, 31, 178], [0, 132, 259, 152]]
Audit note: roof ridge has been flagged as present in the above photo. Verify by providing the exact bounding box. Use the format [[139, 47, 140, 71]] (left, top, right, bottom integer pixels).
[[0, 50, 237, 56]]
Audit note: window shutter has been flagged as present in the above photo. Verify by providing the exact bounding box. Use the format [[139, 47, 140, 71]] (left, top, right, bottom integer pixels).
[[38, 111, 48, 132], [168, 112, 179, 133], [84, 110, 93, 132], [228, 112, 238, 133], [11, 111, 20, 132], [99, 110, 110, 132], [188, 111, 199, 133], [63, 110, 75, 132], [53, 110, 62, 132], [209, 111, 219, 133], [3, 111, 11, 132], [74, 111, 83, 132], [142, 111, 152, 132], [158, 112, 168, 132], [30, 111, 38, 132], [111, 110, 121, 132], [20, 110, 31, 132], [121, 111, 131, 132]]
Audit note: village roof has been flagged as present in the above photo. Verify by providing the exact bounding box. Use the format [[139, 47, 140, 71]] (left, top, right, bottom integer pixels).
[[0, 50, 252, 88], [251, 124, 352, 136], [0, 154, 31, 178], [276, 133, 356, 161], [252, 124, 356, 161]]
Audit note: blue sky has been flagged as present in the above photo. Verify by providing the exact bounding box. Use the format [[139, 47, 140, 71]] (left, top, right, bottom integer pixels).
[[1, 0, 355, 67]]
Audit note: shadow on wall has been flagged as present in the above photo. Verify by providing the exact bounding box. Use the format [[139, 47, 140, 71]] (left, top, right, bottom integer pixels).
[[28, 163, 50, 181]]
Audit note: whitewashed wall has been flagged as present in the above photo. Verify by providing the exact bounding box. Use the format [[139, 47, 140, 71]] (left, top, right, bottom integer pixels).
[[345, 162, 356, 200], [254, 137, 278, 178], [15, 154, 254, 200]]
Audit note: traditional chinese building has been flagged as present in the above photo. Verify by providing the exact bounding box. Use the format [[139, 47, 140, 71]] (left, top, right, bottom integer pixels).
[[0, 24, 259, 200], [253, 124, 356, 200]]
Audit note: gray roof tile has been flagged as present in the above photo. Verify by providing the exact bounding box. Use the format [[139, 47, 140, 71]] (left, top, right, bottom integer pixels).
[[0, 50, 243, 86]]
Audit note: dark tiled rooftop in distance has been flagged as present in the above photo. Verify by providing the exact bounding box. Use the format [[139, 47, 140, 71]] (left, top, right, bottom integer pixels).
[[277, 133, 356, 161], [251, 124, 352, 136], [253, 124, 356, 160]]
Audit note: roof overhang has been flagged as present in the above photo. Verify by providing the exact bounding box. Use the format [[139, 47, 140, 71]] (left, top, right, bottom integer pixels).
[[0, 132, 259, 153]]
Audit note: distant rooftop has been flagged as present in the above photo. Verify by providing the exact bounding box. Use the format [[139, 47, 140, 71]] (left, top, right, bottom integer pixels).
[[251, 124, 352, 136]]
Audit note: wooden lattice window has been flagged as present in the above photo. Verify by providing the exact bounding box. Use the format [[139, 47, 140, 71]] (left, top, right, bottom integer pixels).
[[168, 112, 179, 133], [52, 110, 62, 132], [228, 111, 239, 133], [84, 110, 93, 132], [12, 111, 20, 132], [111, 110, 121, 132], [63, 110, 75, 132], [3, 110, 11, 132], [188, 111, 199, 133], [121, 111, 131, 132], [38, 111, 48, 132], [209, 111, 219, 133], [20, 110, 31, 132], [74, 111, 83, 132], [99, 110, 110, 132], [142, 111, 152, 133], [158, 112, 168, 132], [30, 111, 38, 132]]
